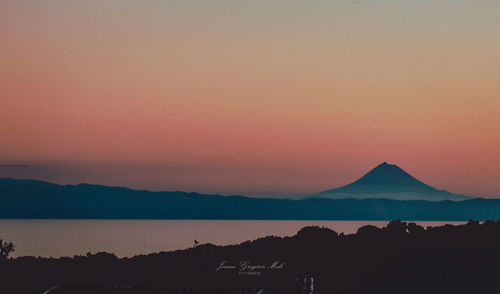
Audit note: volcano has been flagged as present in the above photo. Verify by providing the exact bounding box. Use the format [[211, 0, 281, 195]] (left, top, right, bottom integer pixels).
[[312, 162, 469, 201]]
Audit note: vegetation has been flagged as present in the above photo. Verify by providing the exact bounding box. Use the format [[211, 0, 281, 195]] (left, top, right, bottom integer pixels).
[[3, 221, 500, 293], [0, 238, 15, 261]]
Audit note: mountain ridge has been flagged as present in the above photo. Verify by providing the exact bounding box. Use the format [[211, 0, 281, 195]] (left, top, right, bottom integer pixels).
[[0, 177, 497, 220], [313, 162, 469, 201]]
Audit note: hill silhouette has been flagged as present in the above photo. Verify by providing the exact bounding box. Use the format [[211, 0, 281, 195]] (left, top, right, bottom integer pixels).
[[2, 221, 500, 293], [314, 162, 469, 201], [0, 178, 499, 220]]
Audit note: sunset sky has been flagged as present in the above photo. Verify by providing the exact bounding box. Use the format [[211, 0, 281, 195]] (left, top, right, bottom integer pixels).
[[1, 1, 500, 197]]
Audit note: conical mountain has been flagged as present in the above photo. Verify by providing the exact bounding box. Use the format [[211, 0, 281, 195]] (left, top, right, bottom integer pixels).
[[313, 162, 469, 201]]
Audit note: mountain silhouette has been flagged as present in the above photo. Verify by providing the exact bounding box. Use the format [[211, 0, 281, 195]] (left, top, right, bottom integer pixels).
[[313, 162, 469, 201], [1, 175, 491, 220]]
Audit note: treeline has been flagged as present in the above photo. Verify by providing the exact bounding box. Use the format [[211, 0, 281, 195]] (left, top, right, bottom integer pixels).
[[3, 220, 500, 294]]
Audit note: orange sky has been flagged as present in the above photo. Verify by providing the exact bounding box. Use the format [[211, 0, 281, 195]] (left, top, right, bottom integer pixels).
[[1, 1, 500, 197]]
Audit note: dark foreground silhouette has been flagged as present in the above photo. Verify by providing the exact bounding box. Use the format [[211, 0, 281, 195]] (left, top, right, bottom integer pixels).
[[3, 220, 500, 294]]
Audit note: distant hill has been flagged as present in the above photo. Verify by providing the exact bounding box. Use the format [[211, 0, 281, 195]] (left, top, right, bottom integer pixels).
[[311, 162, 469, 201], [1, 178, 500, 220]]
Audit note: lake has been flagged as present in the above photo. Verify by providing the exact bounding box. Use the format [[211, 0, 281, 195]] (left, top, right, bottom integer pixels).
[[0, 220, 464, 258]]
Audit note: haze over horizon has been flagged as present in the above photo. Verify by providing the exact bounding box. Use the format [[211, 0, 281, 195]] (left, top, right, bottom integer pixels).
[[0, 161, 497, 199], [2, 1, 500, 197]]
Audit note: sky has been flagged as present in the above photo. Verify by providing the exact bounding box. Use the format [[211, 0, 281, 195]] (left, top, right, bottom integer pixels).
[[1, 1, 500, 197]]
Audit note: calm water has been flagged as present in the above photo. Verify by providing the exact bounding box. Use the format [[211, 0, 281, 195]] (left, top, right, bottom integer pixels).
[[0, 220, 464, 258]]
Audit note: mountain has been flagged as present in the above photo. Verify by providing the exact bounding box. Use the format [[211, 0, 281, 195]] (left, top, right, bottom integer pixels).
[[0, 177, 498, 220], [311, 162, 469, 201]]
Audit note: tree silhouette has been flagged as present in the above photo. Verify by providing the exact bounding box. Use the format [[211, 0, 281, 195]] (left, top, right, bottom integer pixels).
[[0, 238, 15, 261]]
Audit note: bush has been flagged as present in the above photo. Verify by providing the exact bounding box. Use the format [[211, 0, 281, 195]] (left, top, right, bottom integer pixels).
[[0, 238, 15, 261]]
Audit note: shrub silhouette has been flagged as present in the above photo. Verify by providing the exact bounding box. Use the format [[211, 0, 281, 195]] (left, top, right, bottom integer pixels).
[[4, 221, 500, 294], [0, 238, 15, 261]]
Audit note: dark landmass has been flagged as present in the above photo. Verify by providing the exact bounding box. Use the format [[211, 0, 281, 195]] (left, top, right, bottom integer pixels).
[[42, 285, 280, 294], [0, 177, 499, 220], [3, 221, 500, 294], [313, 162, 469, 201]]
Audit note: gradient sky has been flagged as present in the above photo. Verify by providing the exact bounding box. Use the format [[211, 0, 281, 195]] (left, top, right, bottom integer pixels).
[[1, 1, 500, 197]]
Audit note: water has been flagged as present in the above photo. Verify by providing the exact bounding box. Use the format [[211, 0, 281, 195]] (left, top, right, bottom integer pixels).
[[0, 220, 464, 258]]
